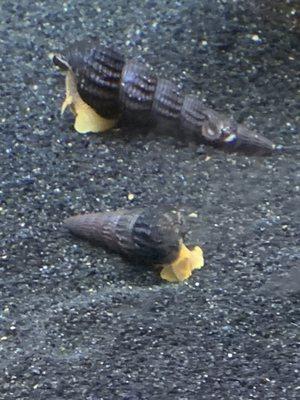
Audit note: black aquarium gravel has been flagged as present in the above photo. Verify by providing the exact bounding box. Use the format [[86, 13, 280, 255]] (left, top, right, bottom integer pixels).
[[0, 1, 299, 399]]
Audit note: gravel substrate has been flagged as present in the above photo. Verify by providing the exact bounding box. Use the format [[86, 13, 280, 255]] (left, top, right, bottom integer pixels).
[[0, 1, 299, 399]]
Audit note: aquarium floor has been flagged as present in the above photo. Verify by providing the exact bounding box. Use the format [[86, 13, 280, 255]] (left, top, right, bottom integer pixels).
[[1, 1, 299, 399]]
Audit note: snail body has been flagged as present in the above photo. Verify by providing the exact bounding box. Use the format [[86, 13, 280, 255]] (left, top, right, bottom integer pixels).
[[65, 208, 204, 282], [53, 41, 277, 156]]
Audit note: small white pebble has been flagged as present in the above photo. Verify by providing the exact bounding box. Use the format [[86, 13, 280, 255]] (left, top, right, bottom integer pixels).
[[189, 212, 198, 218], [251, 34, 261, 42], [128, 193, 135, 201]]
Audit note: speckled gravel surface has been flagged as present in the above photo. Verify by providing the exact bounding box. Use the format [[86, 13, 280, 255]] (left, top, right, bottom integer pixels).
[[1, 1, 299, 399]]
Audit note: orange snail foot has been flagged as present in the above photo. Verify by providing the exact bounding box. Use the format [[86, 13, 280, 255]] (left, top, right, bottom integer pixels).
[[160, 243, 204, 282], [61, 70, 117, 134]]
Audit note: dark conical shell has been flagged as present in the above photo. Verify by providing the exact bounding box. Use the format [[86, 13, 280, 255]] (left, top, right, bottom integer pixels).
[[63, 43, 126, 119], [65, 208, 181, 265], [180, 95, 210, 142], [152, 79, 183, 120], [54, 41, 277, 156], [119, 61, 157, 126], [151, 79, 184, 136], [181, 95, 207, 130]]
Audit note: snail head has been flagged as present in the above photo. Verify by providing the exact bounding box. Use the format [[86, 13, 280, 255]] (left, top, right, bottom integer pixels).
[[202, 111, 274, 155], [201, 109, 237, 144]]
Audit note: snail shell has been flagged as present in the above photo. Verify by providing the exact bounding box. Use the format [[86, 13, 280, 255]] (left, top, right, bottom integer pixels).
[[65, 208, 204, 282], [53, 41, 276, 156]]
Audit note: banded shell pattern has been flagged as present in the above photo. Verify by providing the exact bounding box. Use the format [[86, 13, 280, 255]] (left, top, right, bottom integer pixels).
[[65, 208, 204, 282], [53, 41, 276, 156]]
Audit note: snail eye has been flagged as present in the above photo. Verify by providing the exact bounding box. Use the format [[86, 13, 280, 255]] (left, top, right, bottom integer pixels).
[[221, 127, 237, 143]]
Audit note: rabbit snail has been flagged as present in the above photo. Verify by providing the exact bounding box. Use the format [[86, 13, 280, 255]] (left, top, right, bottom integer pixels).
[[65, 208, 204, 282], [52, 40, 282, 156]]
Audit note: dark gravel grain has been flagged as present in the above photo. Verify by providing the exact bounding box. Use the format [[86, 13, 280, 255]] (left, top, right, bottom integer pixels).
[[0, 1, 299, 399]]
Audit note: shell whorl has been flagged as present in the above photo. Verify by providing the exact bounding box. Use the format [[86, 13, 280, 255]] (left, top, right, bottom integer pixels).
[[65, 208, 181, 265], [55, 41, 276, 156], [66, 45, 125, 119]]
